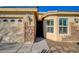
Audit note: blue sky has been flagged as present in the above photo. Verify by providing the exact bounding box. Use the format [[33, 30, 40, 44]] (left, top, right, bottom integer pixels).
[[0, 6, 79, 12], [38, 6, 79, 12]]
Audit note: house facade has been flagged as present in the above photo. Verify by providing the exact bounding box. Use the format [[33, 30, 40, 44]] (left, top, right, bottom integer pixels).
[[0, 7, 79, 43]]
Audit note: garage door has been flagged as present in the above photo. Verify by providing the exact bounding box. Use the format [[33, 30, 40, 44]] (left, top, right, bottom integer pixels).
[[0, 18, 24, 43]]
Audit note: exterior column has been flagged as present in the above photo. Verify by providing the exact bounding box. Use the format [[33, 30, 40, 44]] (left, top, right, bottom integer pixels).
[[23, 16, 28, 42], [54, 16, 59, 41], [23, 15, 35, 43]]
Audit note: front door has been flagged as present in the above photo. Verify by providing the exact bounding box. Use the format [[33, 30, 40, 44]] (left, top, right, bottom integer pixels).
[[36, 21, 43, 37]]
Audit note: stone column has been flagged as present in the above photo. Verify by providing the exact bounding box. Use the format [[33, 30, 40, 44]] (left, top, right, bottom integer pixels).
[[23, 15, 35, 43], [23, 16, 28, 42]]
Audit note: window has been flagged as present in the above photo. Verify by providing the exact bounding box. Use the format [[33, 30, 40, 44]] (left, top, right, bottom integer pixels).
[[46, 19, 54, 33], [59, 18, 68, 34], [3, 19, 8, 22], [18, 19, 22, 22], [10, 19, 15, 22]]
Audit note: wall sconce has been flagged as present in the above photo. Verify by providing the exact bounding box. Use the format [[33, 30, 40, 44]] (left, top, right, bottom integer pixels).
[[28, 16, 32, 25], [74, 18, 78, 23]]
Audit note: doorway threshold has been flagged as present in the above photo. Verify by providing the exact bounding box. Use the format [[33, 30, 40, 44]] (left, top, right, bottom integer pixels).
[[35, 37, 44, 42]]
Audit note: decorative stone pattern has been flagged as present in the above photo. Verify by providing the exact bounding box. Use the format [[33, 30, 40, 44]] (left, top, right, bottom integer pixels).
[[25, 22, 35, 43], [24, 15, 35, 43]]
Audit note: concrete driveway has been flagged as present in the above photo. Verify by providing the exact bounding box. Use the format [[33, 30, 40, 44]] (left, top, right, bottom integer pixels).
[[0, 38, 49, 53]]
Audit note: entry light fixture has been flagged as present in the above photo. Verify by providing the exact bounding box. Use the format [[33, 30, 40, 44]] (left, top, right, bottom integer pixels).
[[74, 18, 79, 23], [28, 16, 32, 25]]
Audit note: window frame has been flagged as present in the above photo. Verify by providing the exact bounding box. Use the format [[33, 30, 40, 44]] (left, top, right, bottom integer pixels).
[[59, 18, 68, 34], [10, 19, 15, 22], [18, 19, 22, 22], [3, 19, 8, 22], [46, 19, 54, 33]]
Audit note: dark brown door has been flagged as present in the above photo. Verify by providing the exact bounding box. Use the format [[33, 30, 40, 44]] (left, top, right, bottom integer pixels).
[[36, 21, 43, 37]]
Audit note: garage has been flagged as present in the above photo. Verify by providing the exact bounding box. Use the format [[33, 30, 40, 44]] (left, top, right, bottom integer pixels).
[[0, 8, 37, 43], [0, 18, 24, 43]]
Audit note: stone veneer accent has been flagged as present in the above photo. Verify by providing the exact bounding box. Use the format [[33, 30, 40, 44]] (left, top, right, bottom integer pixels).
[[25, 26, 34, 43]]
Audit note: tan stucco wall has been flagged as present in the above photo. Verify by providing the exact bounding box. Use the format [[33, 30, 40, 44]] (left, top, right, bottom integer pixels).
[[44, 16, 62, 41], [44, 15, 79, 42]]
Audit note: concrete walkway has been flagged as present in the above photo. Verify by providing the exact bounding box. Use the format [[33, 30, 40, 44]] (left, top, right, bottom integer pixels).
[[31, 38, 49, 53], [0, 38, 49, 53]]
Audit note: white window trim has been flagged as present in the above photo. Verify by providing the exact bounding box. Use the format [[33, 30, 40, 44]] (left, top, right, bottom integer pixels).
[[46, 19, 54, 33], [58, 17, 69, 35]]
